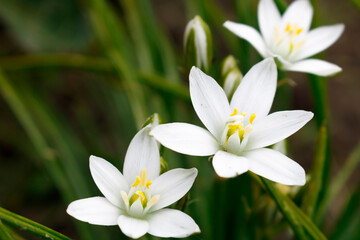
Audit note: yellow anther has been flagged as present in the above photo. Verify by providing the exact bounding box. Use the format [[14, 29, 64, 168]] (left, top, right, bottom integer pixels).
[[249, 113, 256, 124], [147, 195, 160, 208], [146, 180, 152, 189], [131, 176, 141, 187], [238, 129, 245, 140], [285, 23, 291, 32], [240, 112, 246, 117], [230, 108, 238, 116], [296, 28, 303, 35], [139, 169, 148, 187], [120, 191, 129, 206]]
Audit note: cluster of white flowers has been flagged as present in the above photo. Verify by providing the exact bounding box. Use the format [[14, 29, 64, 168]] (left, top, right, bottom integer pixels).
[[67, 0, 343, 238]]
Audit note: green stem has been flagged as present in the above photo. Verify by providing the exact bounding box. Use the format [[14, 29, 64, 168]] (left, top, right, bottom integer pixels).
[[0, 220, 15, 240], [0, 207, 70, 240], [253, 174, 327, 239]]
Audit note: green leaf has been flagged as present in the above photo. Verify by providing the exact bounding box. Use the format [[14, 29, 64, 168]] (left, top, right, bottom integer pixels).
[[0, 220, 15, 240], [258, 176, 327, 240], [0, 207, 70, 240], [302, 124, 328, 219]]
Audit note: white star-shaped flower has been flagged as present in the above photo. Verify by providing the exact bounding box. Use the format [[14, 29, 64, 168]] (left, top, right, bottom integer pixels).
[[67, 126, 200, 239], [151, 58, 313, 185], [224, 0, 344, 77]]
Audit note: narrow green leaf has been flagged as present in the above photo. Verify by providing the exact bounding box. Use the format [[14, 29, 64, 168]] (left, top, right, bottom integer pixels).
[[316, 141, 360, 225], [302, 124, 328, 219], [0, 207, 70, 240], [329, 187, 360, 240], [258, 176, 327, 239], [0, 220, 15, 240]]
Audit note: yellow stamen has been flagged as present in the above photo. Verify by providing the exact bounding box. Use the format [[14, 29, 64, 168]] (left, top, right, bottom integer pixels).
[[240, 112, 246, 117], [131, 176, 141, 187], [147, 195, 160, 208], [131, 169, 152, 189], [238, 129, 245, 139], [121, 191, 129, 206], [296, 28, 303, 35], [230, 108, 238, 116], [146, 180, 152, 189], [249, 113, 256, 124], [285, 23, 291, 32]]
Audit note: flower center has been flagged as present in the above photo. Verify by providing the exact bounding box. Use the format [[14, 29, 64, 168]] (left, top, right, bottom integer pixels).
[[120, 169, 160, 210], [274, 22, 306, 54], [224, 108, 256, 145]]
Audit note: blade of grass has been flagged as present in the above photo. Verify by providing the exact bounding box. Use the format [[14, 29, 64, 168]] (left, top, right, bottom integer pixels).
[[0, 207, 70, 240], [315, 141, 360, 225], [329, 187, 360, 240], [302, 124, 328, 219], [0, 220, 15, 240], [253, 174, 327, 239], [85, 0, 147, 127]]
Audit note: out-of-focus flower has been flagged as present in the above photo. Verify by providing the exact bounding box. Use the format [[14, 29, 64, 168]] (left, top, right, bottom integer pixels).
[[184, 15, 212, 72], [221, 55, 243, 99], [67, 126, 200, 239], [151, 58, 313, 185], [224, 0, 344, 77]]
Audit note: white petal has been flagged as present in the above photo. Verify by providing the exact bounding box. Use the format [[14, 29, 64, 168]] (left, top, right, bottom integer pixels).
[[230, 58, 277, 119], [292, 24, 345, 61], [224, 21, 268, 57], [212, 151, 249, 178], [258, 0, 281, 45], [147, 209, 200, 238], [281, 0, 313, 33], [151, 123, 220, 156], [123, 126, 160, 184], [245, 148, 306, 185], [189, 67, 231, 139], [246, 110, 314, 150], [90, 156, 129, 207], [118, 215, 149, 239], [282, 59, 342, 76], [150, 168, 198, 212], [67, 197, 121, 226]]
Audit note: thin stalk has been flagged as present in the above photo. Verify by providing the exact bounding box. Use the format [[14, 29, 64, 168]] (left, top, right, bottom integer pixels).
[[0, 208, 70, 240], [302, 125, 328, 219], [315, 141, 360, 224], [0, 220, 15, 240]]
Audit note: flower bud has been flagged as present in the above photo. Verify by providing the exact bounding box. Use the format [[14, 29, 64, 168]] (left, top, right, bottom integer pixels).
[[184, 16, 212, 72], [221, 56, 242, 99]]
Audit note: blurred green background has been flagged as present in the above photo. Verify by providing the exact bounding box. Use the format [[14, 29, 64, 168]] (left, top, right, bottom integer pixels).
[[0, 0, 359, 239]]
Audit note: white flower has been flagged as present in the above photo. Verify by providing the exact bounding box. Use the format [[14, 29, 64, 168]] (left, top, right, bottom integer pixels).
[[66, 126, 200, 239], [151, 58, 313, 185], [224, 0, 344, 77]]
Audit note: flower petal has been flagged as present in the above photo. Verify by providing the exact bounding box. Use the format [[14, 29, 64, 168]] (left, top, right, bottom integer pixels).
[[258, 0, 281, 46], [291, 24, 345, 61], [246, 110, 314, 150], [282, 59, 342, 76], [151, 123, 220, 156], [245, 148, 306, 185], [230, 58, 277, 120], [189, 67, 231, 139], [90, 156, 129, 207], [212, 151, 249, 178], [281, 0, 313, 33], [123, 126, 160, 184], [66, 197, 121, 226], [150, 168, 198, 212], [224, 21, 268, 57], [147, 209, 200, 238], [118, 215, 149, 239]]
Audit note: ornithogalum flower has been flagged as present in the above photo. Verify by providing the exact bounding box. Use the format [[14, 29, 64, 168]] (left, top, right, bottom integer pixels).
[[151, 58, 313, 185], [224, 0, 344, 77], [67, 126, 200, 239]]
